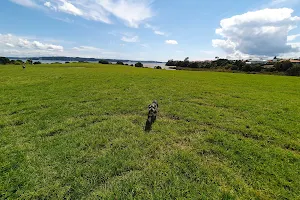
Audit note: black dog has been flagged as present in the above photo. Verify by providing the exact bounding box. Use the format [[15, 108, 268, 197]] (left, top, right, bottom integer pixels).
[[145, 100, 158, 131]]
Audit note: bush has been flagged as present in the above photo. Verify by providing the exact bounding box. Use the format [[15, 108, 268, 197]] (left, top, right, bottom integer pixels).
[[130, 64, 134, 66], [154, 66, 162, 69], [12, 60, 24, 65], [286, 65, 300, 76], [65, 62, 70, 64], [135, 62, 143, 68], [33, 61, 42, 65], [116, 61, 124, 65], [99, 59, 109, 64]]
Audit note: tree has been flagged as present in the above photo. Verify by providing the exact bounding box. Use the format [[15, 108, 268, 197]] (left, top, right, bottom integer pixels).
[[286, 65, 300, 76], [184, 57, 189, 62], [26, 59, 33, 65], [0, 57, 10, 65], [99, 59, 109, 64], [275, 61, 293, 71], [135, 62, 143, 68], [116, 61, 124, 65], [33, 61, 42, 65], [166, 59, 177, 66]]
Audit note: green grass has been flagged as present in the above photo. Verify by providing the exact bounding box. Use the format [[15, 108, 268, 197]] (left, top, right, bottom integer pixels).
[[1, 63, 299, 199]]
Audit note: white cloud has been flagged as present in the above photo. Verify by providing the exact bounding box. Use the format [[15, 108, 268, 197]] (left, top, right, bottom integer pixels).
[[213, 8, 300, 58], [287, 34, 300, 41], [44, 1, 51, 7], [0, 33, 130, 59], [154, 31, 165, 36], [58, 0, 83, 16], [145, 23, 166, 36], [165, 40, 178, 45], [72, 46, 102, 51], [13, 0, 154, 27], [121, 36, 139, 43], [9, 0, 37, 8], [98, 0, 153, 28], [5, 43, 15, 47], [0, 33, 63, 56]]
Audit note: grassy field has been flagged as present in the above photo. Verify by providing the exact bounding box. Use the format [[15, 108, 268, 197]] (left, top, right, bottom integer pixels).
[[0, 63, 299, 199]]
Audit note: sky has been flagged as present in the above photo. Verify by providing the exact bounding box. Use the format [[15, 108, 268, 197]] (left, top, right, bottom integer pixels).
[[0, 0, 300, 61]]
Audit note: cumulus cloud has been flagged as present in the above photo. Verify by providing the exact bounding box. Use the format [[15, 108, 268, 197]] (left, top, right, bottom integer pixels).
[[212, 8, 300, 58], [121, 36, 139, 43], [11, 0, 153, 27], [165, 40, 178, 45], [0, 33, 63, 56], [0, 33, 129, 59]]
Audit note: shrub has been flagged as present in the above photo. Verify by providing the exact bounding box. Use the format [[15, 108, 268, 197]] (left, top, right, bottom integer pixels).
[[135, 62, 143, 68], [33, 61, 42, 65], [116, 61, 124, 65], [65, 62, 70, 64], [99, 59, 109, 64], [130, 64, 134, 66], [154, 66, 162, 69], [12, 60, 24, 65], [286, 65, 300, 76]]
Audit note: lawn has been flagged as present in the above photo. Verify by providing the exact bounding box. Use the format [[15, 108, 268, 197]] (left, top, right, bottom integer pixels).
[[0, 63, 299, 199]]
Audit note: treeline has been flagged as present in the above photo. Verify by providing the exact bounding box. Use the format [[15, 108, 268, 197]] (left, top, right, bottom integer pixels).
[[0, 57, 42, 65], [166, 57, 300, 76]]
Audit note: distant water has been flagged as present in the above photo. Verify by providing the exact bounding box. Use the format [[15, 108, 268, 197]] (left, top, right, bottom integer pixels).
[[20, 60, 172, 69]]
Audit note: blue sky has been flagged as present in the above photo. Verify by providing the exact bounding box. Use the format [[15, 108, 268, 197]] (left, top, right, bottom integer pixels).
[[1, 0, 300, 61]]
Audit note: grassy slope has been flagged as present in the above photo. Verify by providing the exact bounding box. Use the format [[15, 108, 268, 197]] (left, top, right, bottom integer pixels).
[[0, 63, 299, 199]]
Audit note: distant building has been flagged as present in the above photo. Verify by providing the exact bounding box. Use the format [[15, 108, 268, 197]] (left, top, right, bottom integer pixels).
[[246, 59, 268, 64], [289, 59, 300, 64]]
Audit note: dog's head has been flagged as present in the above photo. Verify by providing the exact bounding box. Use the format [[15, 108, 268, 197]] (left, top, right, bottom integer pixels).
[[148, 100, 158, 113]]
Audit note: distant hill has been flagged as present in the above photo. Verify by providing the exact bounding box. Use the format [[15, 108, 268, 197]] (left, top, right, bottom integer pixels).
[[7, 56, 164, 63]]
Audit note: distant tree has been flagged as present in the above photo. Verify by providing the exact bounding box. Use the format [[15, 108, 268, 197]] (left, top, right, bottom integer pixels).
[[33, 61, 42, 65], [214, 59, 230, 67], [275, 61, 293, 71], [135, 62, 143, 68], [166, 59, 177, 66], [116, 61, 124, 65], [154, 66, 162, 69], [286, 65, 300, 76], [26, 59, 33, 65], [184, 57, 189, 62], [65, 61, 70, 64], [14, 60, 24, 65], [99, 59, 109, 64], [130, 64, 134, 66], [0, 57, 10, 65], [189, 62, 199, 68], [281, 61, 293, 71]]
